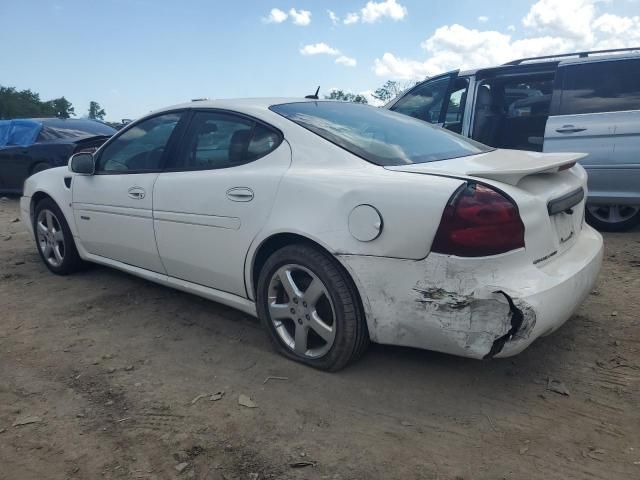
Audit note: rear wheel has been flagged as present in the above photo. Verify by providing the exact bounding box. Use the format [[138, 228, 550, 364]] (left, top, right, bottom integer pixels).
[[34, 198, 85, 275], [586, 204, 640, 232], [256, 244, 369, 371]]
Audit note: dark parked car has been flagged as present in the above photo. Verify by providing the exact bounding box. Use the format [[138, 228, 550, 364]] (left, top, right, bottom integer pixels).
[[0, 118, 116, 193]]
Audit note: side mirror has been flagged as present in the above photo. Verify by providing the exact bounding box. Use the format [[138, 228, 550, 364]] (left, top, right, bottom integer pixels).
[[68, 152, 95, 175]]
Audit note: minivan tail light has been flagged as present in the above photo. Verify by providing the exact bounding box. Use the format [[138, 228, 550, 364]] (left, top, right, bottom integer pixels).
[[432, 183, 525, 257]]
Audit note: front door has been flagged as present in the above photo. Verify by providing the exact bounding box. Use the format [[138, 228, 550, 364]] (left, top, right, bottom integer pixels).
[[72, 111, 184, 273], [153, 110, 291, 297]]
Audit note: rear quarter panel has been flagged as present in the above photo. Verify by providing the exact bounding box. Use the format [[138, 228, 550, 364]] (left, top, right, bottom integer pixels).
[[244, 130, 466, 299]]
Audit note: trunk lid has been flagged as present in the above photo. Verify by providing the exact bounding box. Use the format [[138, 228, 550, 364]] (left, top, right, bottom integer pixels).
[[386, 149, 589, 265]]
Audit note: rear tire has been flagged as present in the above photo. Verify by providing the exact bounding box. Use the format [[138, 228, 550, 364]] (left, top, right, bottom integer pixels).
[[33, 198, 85, 275], [586, 204, 640, 232], [256, 244, 369, 371]]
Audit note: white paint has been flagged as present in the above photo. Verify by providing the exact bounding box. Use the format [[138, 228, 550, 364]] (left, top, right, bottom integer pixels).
[[348, 204, 383, 242]]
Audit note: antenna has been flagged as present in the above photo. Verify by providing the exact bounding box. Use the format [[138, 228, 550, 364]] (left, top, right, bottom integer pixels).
[[305, 86, 320, 100]]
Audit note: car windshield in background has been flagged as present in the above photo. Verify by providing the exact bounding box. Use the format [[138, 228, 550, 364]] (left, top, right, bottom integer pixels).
[[37, 119, 116, 142], [270, 101, 492, 166]]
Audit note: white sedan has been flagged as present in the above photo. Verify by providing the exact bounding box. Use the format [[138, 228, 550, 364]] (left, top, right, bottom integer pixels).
[[20, 99, 603, 370]]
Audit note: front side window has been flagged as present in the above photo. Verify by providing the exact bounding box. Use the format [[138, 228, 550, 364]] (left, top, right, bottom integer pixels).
[[271, 101, 491, 166], [96, 112, 182, 173], [390, 76, 452, 123], [559, 59, 640, 115], [166, 111, 281, 170]]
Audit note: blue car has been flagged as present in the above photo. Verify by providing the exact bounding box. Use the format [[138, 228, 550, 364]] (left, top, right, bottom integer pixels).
[[0, 118, 116, 193]]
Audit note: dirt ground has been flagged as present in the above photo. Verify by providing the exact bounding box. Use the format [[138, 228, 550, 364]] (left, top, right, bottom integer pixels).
[[0, 196, 638, 480]]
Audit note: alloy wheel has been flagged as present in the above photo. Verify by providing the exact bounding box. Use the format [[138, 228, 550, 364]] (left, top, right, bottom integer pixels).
[[36, 209, 65, 268], [267, 264, 336, 359], [587, 204, 640, 225]]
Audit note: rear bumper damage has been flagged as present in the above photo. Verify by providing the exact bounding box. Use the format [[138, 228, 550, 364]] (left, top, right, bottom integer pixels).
[[338, 225, 603, 359]]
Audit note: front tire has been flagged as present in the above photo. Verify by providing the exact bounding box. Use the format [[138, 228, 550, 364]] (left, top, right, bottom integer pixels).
[[33, 198, 85, 275], [256, 244, 369, 371], [586, 204, 640, 232]]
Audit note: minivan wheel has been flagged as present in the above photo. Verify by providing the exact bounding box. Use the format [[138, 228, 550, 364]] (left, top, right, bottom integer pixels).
[[586, 204, 640, 232], [256, 244, 369, 371], [34, 198, 85, 275]]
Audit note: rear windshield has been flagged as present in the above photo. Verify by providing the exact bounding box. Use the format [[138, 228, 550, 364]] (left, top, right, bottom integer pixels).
[[270, 101, 491, 166], [37, 120, 116, 142]]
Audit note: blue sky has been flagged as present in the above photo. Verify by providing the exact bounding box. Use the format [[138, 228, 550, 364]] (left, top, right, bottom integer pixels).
[[2, 0, 638, 121]]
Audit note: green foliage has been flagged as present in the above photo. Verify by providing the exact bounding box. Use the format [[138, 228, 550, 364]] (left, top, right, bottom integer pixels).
[[372, 80, 418, 104], [0, 86, 75, 119], [324, 89, 368, 104], [88, 101, 106, 120]]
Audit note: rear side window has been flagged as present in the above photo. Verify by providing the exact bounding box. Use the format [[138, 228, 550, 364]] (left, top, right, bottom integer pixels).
[[558, 59, 640, 115], [166, 111, 281, 171]]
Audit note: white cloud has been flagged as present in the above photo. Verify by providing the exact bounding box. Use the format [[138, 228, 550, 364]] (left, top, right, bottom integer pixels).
[[336, 55, 357, 67], [507, 24, 516, 31], [300, 42, 341, 56], [478, 15, 489, 22], [344, 0, 407, 25], [361, 0, 407, 23], [373, 0, 640, 80], [289, 8, 311, 26], [328, 10, 339, 25], [344, 12, 360, 24], [263, 8, 288, 24]]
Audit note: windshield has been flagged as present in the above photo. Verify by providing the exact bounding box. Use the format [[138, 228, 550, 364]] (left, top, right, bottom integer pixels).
[[270, 101, 491, 166]]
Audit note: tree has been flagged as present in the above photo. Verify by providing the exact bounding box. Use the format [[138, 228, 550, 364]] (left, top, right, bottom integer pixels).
[[0, 86, 76, 119], [324, 89, 368, 104], [372, 80, 419, 104], [88, 101, 106, 120], [50, 97, 75, 119]]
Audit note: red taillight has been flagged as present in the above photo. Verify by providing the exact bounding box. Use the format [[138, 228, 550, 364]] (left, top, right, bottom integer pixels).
[[432, 183, 525, 257]]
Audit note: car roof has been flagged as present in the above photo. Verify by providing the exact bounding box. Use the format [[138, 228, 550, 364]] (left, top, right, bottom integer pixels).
[[152, 97, 319, 115]]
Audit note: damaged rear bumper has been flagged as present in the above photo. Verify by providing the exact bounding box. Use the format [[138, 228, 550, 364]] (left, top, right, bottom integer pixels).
[[337, 225, 603, 360]]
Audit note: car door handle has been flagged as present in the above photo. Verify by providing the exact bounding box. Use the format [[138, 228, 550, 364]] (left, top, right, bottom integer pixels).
[[128, 186, 146, 199], [556, 125, 586, 134], [226, 187, 254, 202]]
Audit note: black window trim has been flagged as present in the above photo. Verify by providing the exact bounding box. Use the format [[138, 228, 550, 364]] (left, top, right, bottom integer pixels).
[[161, 107, 285, 173], [92, 109, 189, 175]]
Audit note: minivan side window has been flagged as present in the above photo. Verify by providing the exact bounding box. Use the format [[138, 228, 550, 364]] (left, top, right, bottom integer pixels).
[[166, 111, 282, 171], [558, 59, 640, 115], [96, 113, 182, 173], [391, 76, 451, 123]]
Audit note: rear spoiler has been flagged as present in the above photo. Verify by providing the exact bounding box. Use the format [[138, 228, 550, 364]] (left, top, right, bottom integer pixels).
[[466, 152, 586, 186]]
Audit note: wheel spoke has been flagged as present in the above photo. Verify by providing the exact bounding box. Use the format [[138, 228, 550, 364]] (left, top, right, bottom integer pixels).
[[608, 206, 621, 223], [269, 303, 292, 320], [43, 243, 52, 258], [309, 311, 335, 343], [53, 229, 64, 242], [45, 211, 54, 230], [303, 278, 325, 306], [37, 221, 48, 236], [278, 268, 302, 300], [294, 324, 309, 354], [53, 244, 64, 264]]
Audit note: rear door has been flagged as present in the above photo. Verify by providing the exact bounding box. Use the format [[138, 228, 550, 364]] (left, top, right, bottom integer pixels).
[[153, 110, 290, 297], [544, 60, 621, 201]]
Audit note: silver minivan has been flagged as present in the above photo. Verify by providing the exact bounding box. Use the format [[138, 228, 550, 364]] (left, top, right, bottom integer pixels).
[[386, 47, 640, 231]]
